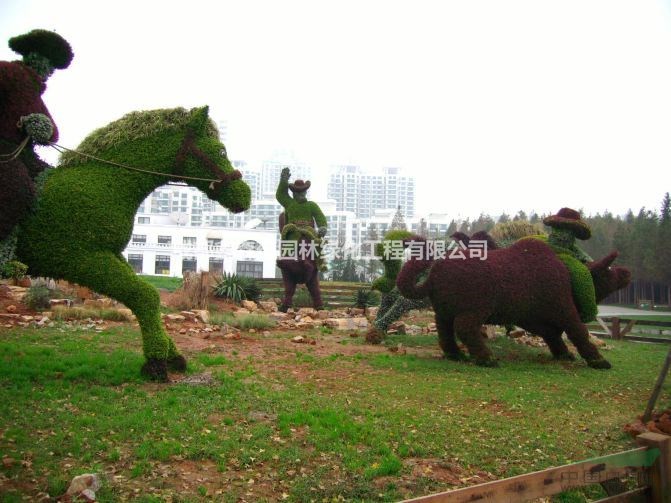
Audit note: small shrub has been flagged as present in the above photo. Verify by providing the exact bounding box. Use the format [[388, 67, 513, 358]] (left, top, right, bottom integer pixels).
[[209, 311, 235, 326], [212, 273, 261, 303], [23, 285, 52, 310], [50, 306, 133, 322], [352, 288, 380, 310], [234, 314, 276, 330], [490, 220, 545, 247], [292, 288, 313, 308], [209, 312, 275, 330], [1, 260, 28, 281]]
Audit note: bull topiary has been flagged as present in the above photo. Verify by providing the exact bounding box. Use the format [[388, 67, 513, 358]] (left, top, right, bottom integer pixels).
[[16, 106, 251, 381], [397, 236, 631, 368]]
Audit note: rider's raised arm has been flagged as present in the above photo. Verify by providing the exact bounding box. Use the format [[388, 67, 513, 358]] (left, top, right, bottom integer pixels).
[[276, 168, 292, 207]]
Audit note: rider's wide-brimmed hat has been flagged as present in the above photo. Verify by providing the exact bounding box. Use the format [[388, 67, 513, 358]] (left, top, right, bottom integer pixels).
[[543, 207, 591, 240], [9, 29, 74, 69], [289, 180, 311, 193]]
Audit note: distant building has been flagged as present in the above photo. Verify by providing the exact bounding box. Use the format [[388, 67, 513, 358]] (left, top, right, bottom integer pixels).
[[327, 165, 415, 219], [123, 211, 276, 278], [260, 151, 312, 197]]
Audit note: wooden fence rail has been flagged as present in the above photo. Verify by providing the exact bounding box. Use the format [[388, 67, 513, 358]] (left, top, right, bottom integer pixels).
[[400, 433, 670, 503], [593, 317, 671, 344]]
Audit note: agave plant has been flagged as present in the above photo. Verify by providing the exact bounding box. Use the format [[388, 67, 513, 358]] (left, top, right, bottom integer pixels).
[[212, 273, 261, 303], [352, 288, 380, 311]]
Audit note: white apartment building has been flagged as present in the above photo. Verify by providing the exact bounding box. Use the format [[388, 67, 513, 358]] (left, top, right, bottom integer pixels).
[[327, 165, 416, 219], [125, 158, 429, 278], [123, 214, 276, 278], [260, 153, 312, 197]]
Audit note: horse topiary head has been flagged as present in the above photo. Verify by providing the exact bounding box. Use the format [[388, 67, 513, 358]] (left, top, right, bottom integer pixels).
[[60, 106, 251, 214]]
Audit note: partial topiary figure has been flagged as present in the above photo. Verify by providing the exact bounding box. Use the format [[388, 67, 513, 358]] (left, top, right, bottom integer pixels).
[[540, 208, 597, 323], [276, 168, 327, 311], [397, 236, 630, 369], [367, 230, 429, 342], [0, 29, 73, 252], [16, 106, 251, 381]]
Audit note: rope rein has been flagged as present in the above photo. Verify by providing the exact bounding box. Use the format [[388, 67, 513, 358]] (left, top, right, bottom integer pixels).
[[48, 141, 224, 184], [0, 137, 30, 163]]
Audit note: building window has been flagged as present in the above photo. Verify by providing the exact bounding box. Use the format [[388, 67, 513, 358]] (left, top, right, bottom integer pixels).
[[208, 238, 222, 250], [127, 254, 143, 273], [137, 217, 150, 224], [182, 256, 197, 274], [238, 240, 263, 251], [131, 234, 146, 245], [236, 261, 263, 278], [183, 236, 197, 248], [209, 257, 224, 275], [158, 235, 172, 247], [155, 255, 170, 275]]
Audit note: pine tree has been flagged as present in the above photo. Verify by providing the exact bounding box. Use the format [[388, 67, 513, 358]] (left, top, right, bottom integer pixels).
[[390, 206, 407, 231]]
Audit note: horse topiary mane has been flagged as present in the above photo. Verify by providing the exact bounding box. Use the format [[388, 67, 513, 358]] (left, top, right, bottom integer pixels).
[[60, 108, 220, 167]]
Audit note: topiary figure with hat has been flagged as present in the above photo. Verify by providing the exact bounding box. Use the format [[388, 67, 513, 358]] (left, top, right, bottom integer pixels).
[[0, 29, 73, 249], [537, 207, 597, 322], [276, 167, 328, 311]]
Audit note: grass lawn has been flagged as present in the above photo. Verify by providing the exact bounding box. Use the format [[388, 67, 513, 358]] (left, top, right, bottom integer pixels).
[[137, 275, 183, 292], [1, 324, 670, 502]]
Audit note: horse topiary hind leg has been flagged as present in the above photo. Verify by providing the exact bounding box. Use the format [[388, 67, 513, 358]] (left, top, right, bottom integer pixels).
[[62, 251, 183, 381]]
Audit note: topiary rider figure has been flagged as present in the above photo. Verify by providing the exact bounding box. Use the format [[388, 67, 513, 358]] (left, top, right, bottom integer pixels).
[[539, 208, 597, 323], [0, 29, 73, 244], [276, 167, 327, 311]]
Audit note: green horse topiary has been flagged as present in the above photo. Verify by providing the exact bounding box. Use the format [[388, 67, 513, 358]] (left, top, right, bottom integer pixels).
[[16, 106, 251, 381]]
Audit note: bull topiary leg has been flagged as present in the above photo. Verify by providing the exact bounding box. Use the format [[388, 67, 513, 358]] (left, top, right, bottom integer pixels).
[[305, 271, 323, 310], [562, 318, 610, 369], [454, 313, 497, 367], [525, 324, 575, 361], [279, 275, 296, 312], [62, 251, 184, 381], [435, 313, 466, 361]]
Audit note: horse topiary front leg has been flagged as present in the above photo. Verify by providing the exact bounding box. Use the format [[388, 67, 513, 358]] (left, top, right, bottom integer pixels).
[[63, 251, 185, 381]]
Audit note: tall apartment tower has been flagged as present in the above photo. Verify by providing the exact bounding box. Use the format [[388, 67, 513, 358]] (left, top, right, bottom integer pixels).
[[260, 151, 312, 197], [232, 160, 261, 202], [327, 165, 415, 219]]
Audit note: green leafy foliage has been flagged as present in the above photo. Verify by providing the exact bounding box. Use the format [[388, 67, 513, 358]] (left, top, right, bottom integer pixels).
[[1, 260, 27, 280], [212, 273, 261, 303], [23, 285, 51, 310], [352, 288, 380, 309]]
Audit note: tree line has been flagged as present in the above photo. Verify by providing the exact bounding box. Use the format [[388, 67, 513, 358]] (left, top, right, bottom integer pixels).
[[329, 193, 671, 307]]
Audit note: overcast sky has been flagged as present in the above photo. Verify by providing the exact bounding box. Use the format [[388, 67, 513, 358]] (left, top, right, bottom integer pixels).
[[2, 0, 671, 220]]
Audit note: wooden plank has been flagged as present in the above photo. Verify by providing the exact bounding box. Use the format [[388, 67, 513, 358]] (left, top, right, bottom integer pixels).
[[593, 487, 648, 503], [624, 335, 671, 344], [597, 317, 613, 337], [606, 319, 671, 328], [620, 320, 637, 337], [612, 317, 621, 340], [400, 447, 650, 503], [636, 432, 671, 503]]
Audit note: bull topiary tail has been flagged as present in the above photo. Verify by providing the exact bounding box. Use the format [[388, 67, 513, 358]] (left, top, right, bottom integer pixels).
[[396, 258, 432, 300]]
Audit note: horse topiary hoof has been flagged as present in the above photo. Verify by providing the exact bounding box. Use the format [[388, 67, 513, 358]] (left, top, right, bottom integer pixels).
[[167, 354, 187, 372], [475, 358, 499, 368], [141, 358, 169, 382], [553, 353, 576, 361], [278, 304, 289, 313], [587, 358, 612, 370]]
